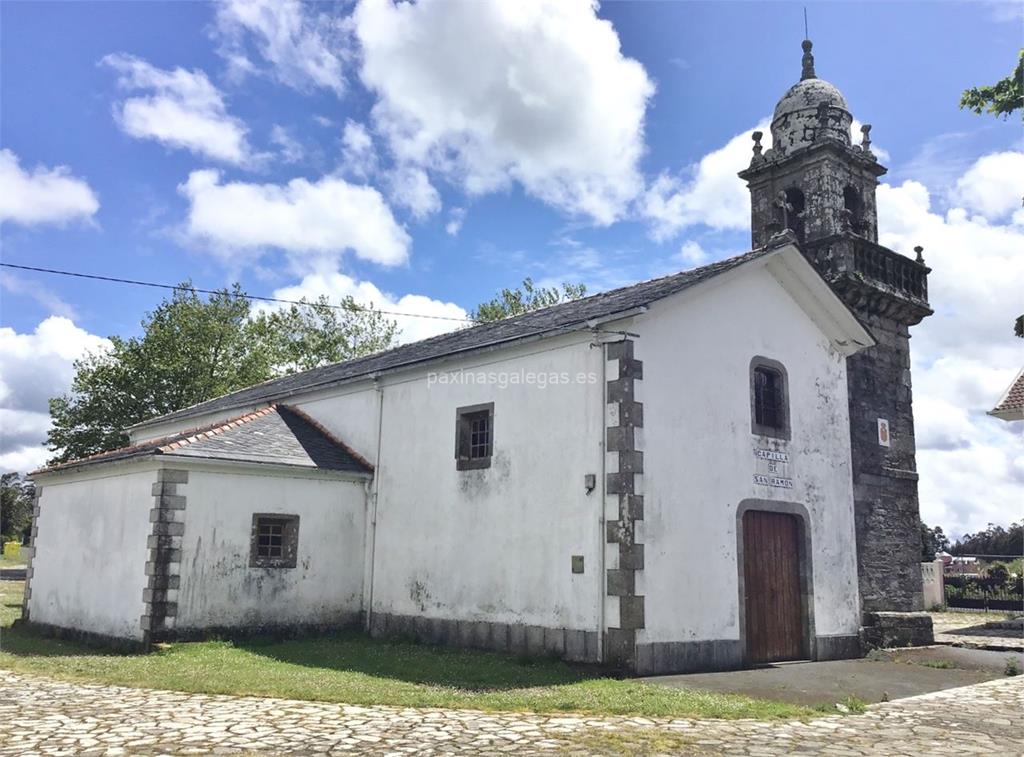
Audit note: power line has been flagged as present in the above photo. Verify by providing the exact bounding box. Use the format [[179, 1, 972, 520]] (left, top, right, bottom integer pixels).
[[0, 262, 476, 323]]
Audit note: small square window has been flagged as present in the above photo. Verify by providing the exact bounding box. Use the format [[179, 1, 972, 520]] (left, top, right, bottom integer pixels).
[[250, 514, 299, 568], [456, 403, 494, 470]]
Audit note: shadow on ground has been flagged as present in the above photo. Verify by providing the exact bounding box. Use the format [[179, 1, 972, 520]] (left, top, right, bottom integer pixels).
[[640, 649, 1020, 706], [238, 631, 600, 690]]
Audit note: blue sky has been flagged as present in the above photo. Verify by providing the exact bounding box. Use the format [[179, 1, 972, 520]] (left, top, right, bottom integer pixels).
[[1, 0, 1022, 537]]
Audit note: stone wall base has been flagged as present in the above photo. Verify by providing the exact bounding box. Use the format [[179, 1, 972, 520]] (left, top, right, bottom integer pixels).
[[815, 634, 863, 660], [160, 614, 364, 643], [368, 611, 600, 663], [635, 640, 743, 675], [12, 619, 147, 652], [861, 611, 934, 649]]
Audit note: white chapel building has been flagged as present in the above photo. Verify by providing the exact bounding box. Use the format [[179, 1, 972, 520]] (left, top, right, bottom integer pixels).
[[22, 40, 933, 674]]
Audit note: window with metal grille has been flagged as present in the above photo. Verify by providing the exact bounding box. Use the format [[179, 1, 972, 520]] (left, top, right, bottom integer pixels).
[[250, 514, 299, 568], [468, 412, 491, 458], [456, 403, 494, 470], [754, 367, 782, 428], [750, 358, 790, 439], [257, 518, 286, 559]]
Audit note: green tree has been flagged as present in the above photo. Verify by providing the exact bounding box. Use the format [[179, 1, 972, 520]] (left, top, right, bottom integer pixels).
[[472, 278, 587, 322], [1, 473, 35, 542], [1014, 314, 1022, 338], [251, 295, 397, 375], [951, 522, 1024, 556], [986, 562, 1010, 588], [920, 520, 951, 561], [959, 49, 1024, 119], [47, 284, 397, 464]]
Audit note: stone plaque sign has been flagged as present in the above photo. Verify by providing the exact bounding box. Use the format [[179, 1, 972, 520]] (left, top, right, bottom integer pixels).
[[753, 447, 793, 489]]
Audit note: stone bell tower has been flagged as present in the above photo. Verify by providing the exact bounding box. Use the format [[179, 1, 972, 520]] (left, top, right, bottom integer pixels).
[[739, 40, 934, 640]]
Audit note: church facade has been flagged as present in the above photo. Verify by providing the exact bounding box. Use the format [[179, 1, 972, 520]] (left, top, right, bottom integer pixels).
[[738, 39, 933, 620], [21, 40, 932, 674]]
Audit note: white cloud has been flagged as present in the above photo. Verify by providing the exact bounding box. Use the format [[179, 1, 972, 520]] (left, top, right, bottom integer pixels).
[[0, 272, 77, 319], [642, 123, 767, 240], [214, 0, 350, 95], [266, 271, 469, 344], [445, 207, 466, 236], [103, 53, 255, 166], [353, 0, 654, 224], [0, 149, 99, 226], [340, 119, 378, 179], [178, 169, 410, 267], [386, 165, 441, 220], [876, 161, 1024, 538], [678, 240, 709, 266], [952, 151, 1024, 221], [270, 125, 304, 164], [0, 317, 110, 473]]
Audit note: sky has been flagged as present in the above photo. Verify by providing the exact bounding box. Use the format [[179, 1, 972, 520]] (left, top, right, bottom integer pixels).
[[0, 0, 1021, 539]]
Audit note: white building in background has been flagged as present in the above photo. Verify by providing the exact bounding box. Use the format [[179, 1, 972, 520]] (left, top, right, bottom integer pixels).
[[24, 240, 874, 674]]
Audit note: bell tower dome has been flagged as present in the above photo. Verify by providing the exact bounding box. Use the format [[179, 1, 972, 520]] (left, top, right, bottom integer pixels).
[[740, 39, 886, 249], [739, 40, 935, 633]]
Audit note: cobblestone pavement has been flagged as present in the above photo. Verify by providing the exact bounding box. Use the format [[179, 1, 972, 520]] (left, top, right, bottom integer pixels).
[[0, 671, 1021, 755], [936, 631, 1024, 651], [930, 612, 1024, 651]]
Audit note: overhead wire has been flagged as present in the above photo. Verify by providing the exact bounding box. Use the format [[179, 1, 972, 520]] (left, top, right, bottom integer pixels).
[[0, 262, 476, 323]]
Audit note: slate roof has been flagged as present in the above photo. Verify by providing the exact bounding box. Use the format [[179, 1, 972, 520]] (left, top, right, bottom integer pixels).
[[989, 368, 1024, 420], [133, 247, 776, 432], [34, 405, 374, 476]]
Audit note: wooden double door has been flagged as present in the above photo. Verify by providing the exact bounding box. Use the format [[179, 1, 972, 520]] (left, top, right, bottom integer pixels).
[[742, 510, 807, 664]]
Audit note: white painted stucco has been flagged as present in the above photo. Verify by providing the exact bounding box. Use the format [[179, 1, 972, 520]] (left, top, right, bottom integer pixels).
[[363, 334, 606, 631], [175, 465, 368, 631], [630, 261, 861, 646], [29, 466, 156, 640]]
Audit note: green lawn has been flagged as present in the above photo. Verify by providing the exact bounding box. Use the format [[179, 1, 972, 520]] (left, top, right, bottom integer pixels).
[[0, 581, 818, 719]]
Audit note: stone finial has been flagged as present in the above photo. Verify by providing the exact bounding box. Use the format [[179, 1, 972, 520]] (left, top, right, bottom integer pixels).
[[861, 123, 873, 152], [752, 131, 763, 157], [914, 245, 925, 264], [801, 39, 816, 80]]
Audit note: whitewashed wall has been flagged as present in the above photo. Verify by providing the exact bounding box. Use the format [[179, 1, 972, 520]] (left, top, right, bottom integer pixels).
[[633, 262, 861, 648], [175, 466, 367, 631], [362, 335, 605, 632], [220, 333, 612, 637], [29, 467, 155, 640]]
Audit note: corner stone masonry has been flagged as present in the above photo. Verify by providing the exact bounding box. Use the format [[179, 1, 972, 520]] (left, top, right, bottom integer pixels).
[[141, 468, 188, 643], [19, 486, 42, 621], [604, 339, 645, 669]]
